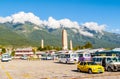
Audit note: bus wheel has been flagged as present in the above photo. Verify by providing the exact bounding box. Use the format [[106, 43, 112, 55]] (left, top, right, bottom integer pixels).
[[107, 67, 112, 72], [65, 61, 68, 64]]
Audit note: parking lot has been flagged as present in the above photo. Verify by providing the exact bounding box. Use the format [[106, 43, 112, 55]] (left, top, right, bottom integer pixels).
[[0, 60, 120, 79]]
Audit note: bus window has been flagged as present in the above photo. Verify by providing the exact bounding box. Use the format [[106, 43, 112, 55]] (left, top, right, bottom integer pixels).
[[60, 54, 65, 58], [100, 58, 102, 61], [78, 54, 83, 57], [107, 58, 111, 62], [85, 54, 90, 57], [65, 54, 70, 58], [118, 58, 120, 61], [96, 58, 99, 62], [72, 54, 78, 57], [113, 57, 117, 62], [98, 58, 100, 62], [92, 58, 96, 62]]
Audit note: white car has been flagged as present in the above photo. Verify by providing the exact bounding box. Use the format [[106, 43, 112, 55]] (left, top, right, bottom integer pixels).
[[1, 53, 10, 62]]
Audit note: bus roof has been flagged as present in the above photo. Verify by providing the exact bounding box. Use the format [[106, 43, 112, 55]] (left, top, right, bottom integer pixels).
[[95, 50, 120, 54]]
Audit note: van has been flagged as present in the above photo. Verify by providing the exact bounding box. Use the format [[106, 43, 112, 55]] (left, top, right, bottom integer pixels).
[[58, 51, 79, 63], [40, 53, 53, 60], [92, 56, 120, 71], [21, 54, 28, 60], [1, 53, 11, 62]]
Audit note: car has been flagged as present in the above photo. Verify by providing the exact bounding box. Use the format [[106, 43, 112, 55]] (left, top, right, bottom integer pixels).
[[8, 55, 12, 61], [77, 61, 104, 74], [40, 54, 47, 60], [1, 53, 10, 62], [46, 54, 53, 60], [21, 54, 28, 60]]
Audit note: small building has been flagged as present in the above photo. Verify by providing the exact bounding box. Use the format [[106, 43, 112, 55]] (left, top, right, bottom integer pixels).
[[14, 48, 34, 59]]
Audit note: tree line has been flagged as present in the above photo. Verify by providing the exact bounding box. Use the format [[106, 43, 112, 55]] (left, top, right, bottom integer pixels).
[[0, 42, 93, 56], [37, 42, 93, 51]]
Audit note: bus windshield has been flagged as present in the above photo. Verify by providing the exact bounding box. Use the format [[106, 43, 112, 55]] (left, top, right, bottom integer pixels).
[[112, 57, 120, 62], [65, 54, 70, 58]]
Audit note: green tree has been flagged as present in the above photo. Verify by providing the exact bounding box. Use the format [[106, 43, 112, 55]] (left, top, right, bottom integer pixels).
[[54, 46, 62, 51], [32, 48, 36, 54], [1, 48, 6, 54], [37, 46, 44, 51], [11, 51, 15, 56], [84, 42, 93, 48], [73, 45, 81, 50]]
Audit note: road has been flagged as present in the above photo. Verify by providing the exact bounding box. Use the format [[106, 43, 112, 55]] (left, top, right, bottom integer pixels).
[[0, 60, 120, 79]]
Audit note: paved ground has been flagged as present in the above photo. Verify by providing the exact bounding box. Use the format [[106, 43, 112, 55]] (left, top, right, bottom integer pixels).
[[0, 60, 120, 79]]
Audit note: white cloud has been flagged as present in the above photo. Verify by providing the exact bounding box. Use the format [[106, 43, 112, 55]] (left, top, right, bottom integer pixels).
[[46, 17, 60, 29], [82, 22, 106, 33], [11, 12, 42, 25], [0, 12, 43, 25], [59, 18, 79, 29], [44, 17, 80, 29], [0, 11, 107, 37], [0, 16, 12, 23]]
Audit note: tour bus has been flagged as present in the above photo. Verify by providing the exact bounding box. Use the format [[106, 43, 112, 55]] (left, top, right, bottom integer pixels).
[[95, 50, 120, 57], [75, 49, 92, 62], [58, 50, 79, 64]]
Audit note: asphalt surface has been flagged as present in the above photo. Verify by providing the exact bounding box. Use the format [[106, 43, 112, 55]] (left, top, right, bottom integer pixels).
[[0, 60, 120, 79]]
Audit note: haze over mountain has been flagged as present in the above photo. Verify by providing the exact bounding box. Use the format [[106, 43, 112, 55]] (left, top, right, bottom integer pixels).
[[0, 12, 120, 48]]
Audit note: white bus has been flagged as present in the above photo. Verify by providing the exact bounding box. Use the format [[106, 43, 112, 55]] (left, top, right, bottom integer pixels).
[[58, 51, 79, 64]]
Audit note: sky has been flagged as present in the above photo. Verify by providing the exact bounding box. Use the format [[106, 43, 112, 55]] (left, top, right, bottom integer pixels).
[[0, 0, 120, 33]]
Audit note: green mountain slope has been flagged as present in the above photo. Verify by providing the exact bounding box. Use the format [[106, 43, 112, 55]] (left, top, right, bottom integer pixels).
[[0, 23, 120, 48], [0, 25, 31, 47]]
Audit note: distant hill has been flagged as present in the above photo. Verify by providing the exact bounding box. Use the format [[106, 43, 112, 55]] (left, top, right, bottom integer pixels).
[[0, 22, 120, 48], [0, 24, 32, 47]]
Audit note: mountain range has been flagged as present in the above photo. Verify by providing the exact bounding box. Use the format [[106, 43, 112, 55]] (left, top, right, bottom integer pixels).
[[0, 12, 120, 48]]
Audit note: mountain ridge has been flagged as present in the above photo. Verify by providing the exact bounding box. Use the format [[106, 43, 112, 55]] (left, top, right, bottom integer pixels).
[[0, 12, 120, 48], [0, 22, 120, 48]]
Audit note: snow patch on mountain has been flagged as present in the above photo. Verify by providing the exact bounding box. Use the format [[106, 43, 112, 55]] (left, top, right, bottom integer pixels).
[[79, 30, 94, 37], [43, 17, 80, 29], [82, 22, 106, 35]]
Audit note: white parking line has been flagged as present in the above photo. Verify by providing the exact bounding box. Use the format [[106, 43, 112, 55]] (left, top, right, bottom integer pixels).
[[0, 62, 13, 79]]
